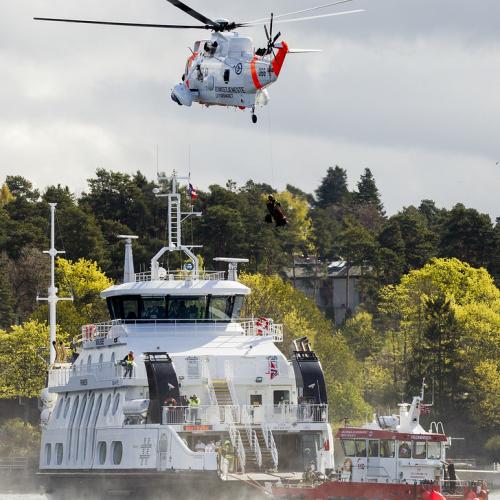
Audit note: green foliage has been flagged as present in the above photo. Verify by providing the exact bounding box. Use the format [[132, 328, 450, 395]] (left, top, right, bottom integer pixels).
[[354, 168, 383, 212], [315, 166, 350, 208], [0, 419, 40, 457], [484, 435, 500, 461], [0, 321, 52, 399], [0, 256, 15, 329], [342, 311, 382, 360]]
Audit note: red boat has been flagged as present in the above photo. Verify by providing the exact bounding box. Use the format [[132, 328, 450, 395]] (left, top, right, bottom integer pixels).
[[272, 390, 489, 500]]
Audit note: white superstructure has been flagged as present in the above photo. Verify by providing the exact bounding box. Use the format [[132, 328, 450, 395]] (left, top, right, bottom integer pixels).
[[39, 172, 334, 494]]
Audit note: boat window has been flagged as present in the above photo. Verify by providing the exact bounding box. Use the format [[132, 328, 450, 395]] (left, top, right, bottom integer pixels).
[[208, 296, 233, 320], [107, 295, 245, 322], [55, 443, 63, 465], [427, 441, 441, 459], [398, 441, 412, 458], [45, 443, 51, 465], [112, 441, 123, 465], [355, 439, 367, 457], [142, 297, 167, 319], [273, 390, 290, 405], [413, 441, 426, 459], [98, 441, 107, 465], [368, 440, 379, 457], [380, 439, 395, 458], [341, 439, 356, 457]]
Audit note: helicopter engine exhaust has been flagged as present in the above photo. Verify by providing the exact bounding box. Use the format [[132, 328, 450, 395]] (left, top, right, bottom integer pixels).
[[171, 83, 193, 107]]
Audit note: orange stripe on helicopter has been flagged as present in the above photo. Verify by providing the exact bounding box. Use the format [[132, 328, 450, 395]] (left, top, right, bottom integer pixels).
[[250, 56, 263, 90], [272, 41, 289, 77], [185, 51, 198, 89]]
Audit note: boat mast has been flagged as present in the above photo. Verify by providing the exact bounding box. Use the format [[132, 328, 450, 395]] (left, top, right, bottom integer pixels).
[[37, 203, 73, 364]]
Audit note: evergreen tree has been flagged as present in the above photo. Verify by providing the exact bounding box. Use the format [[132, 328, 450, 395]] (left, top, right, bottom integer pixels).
[[0, 257, 15, 328], [354, 168, 383, 211], [315, 166, 349, 208]]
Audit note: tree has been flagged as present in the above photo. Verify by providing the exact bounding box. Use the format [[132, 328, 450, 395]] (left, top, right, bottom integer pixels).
[[315, 166, 350, 208], [0, 183, 15, 207], [439, 203, 495, 268], [0, 321, 51, 399], [342, 311, 382, 360], [376, 219, 406, 284], [0, 256, 15, 328], [354, 168, 383, 212]]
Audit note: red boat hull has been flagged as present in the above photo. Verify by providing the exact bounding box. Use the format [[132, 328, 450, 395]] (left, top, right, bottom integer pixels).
[[272, 481, 487, 500]]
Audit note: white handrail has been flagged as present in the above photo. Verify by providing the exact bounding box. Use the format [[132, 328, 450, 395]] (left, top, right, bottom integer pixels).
[[262, 423, 278, 469], [202, 358, 217, 406], [224, 360, 238, 405], [252, 429, 262, 468]]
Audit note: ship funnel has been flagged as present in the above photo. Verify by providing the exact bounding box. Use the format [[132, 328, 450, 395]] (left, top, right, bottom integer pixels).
[[213, 257, 249, 281], [118, 235, 139, 283]]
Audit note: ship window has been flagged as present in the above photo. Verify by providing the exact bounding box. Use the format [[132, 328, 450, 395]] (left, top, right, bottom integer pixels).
[[45, 443, 51, 465], [98, 441, 107, 465], [112, 394, 120, 416], [142, 297, 167, 319], [123, 297, 139, 320], [208, 296, 233, 320], [168, 296, 207, 320], [355, 439, 367, 457], [112, 441, 123, 465], [273, 390, 289, 405], [342, 439, 356, 457], [232, 295, 244, 319], [103, 394, 112, 416], [55, 443, 63, 465], [63, 397, 71, 418], [380, 439, 395, 458], [413, 441, 426, 459], [368, 440, 379, 457], [398, 441, 412, 458], [427, 441, 441, 459]]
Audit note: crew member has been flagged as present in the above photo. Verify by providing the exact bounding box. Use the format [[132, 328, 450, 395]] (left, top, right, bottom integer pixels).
[[122, 351, 135, 378]]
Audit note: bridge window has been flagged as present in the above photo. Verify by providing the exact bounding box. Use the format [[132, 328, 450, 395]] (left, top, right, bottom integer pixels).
[[107, 295, 245, 322], [398, 441, 412, 458], [380, 439, 395, 458], [368, 440, 379, 457], [427, 441, 441, 459], [413, 441, 426, 459]]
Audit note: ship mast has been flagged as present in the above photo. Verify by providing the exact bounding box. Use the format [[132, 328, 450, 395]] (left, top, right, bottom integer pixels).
[[150, 170, 202, 279], [37, 203, 73, 364]]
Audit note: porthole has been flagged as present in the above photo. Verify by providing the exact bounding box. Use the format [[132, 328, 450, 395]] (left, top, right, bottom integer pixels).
[[112, 441, 123, 465], [103, 394, 112, 416], [55, 443, 63, 465], [97, 441, 107, 465], [112, 394, 120, 416], [63, 397, 71, 418], [45, 443, 51, 465]]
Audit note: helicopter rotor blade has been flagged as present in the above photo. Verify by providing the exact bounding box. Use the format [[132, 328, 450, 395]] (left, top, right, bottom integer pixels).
[[243, 9, 365, 28], [165, 0, 219, 28], [244, 0, 355, 25], [273, 32, 281, 44], [33, 17, 212, 29], [264, 24, 270, 41]]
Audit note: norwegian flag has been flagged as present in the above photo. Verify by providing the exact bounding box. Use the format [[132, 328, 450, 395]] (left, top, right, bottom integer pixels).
[[267, 356, 279, 380], [420, 404, 432, 415], [188, 183, 198, 200]]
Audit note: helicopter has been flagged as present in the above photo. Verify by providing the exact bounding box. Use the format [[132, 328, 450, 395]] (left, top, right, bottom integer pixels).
[[34, 0, 364, 123]]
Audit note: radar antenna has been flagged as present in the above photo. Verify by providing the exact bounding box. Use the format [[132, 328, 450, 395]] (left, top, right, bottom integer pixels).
[[151, 170, 202, 279]]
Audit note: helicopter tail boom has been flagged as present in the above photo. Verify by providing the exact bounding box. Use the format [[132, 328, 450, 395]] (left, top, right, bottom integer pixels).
[[271, 41, 289, 77]]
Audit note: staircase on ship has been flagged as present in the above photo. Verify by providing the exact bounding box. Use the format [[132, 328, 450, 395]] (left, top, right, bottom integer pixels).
[[212, 379, 277, 473]]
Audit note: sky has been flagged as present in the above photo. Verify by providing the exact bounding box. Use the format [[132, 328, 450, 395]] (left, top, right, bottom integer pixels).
[[1, 0, 500, 218]]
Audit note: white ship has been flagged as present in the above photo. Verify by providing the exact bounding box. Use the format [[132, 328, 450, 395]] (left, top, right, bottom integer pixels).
[[38, 172, 333, 499]]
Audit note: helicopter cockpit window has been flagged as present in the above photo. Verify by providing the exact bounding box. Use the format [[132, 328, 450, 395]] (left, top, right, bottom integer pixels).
[[223, 69, 230, 83]]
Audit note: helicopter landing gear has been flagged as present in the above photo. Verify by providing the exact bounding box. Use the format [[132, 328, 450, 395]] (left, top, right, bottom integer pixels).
[[251, 107, 258, 124]]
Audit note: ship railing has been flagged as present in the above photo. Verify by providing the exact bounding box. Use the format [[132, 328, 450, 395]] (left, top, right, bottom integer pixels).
[[161, 404, 328, 426], [48, 361, 139, 388], [134, 270, 225, 282], [241, 404, 328, 424], [224, 360, 238, 404], [77, 318, 283, 344], [252, 429, 262, 468], [240, 318, 283, 342], [262, 422, 279, 469]]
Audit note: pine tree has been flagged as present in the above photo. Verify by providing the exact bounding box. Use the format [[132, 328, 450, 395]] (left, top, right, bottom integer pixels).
[[315, 166, 349, 208], [355, 168, 383, 211]]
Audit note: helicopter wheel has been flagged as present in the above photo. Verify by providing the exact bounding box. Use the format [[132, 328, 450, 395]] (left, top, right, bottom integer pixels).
[[252, 114, 258, 124]]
